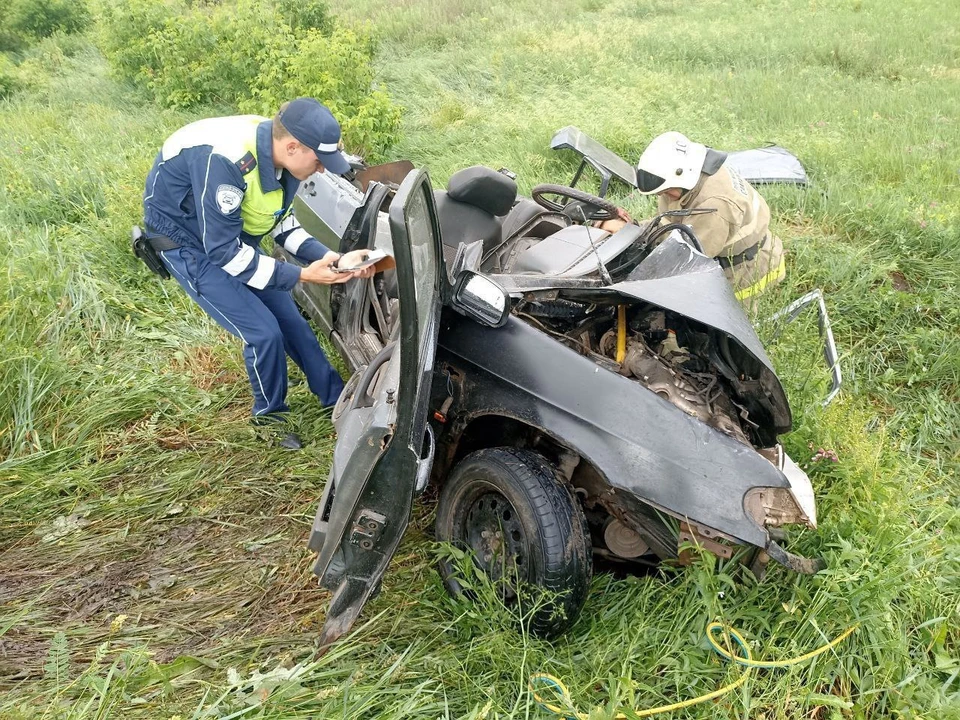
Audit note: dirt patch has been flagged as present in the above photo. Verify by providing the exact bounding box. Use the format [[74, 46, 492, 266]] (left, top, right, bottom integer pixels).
[[0, 628, 50, 682], [888, 270, 912, 292], [0, 517, 326, 680]]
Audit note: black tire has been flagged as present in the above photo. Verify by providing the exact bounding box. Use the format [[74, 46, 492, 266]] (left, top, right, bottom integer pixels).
[[435, 448, 592, 637], [531, 183, 624, 221]]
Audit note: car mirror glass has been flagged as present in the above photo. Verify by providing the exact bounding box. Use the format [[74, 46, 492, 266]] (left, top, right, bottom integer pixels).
[[453, 272, 509, 327]]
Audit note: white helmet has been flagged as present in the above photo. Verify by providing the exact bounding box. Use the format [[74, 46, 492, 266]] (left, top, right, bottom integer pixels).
[[635, 131, 707, 195]]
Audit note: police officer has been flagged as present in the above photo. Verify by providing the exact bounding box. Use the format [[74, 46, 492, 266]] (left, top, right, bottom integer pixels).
[[142, 98, 375, 448], [604, 131, 786, 301]]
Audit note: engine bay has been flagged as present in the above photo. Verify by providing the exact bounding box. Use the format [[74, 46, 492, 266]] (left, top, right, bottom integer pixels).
[[513, 297, 778, 448]]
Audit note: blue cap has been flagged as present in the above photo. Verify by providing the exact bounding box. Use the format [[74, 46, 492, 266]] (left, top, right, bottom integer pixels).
[[277, 98, 352, 175]]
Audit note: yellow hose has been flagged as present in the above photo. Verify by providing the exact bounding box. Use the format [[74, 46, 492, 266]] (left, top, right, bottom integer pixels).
[[529, 622, 858, 719], [616, 305, 627, 363]]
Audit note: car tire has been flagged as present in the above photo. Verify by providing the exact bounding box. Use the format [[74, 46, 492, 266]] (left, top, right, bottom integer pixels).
[[435, 447, 592, 637]]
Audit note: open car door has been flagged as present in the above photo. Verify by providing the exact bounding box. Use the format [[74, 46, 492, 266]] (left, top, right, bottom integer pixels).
[[308, 169, 444, 646]]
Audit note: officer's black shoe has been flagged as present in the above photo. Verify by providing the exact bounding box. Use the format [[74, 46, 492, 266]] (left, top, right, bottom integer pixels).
[[252, 414, 303, 450], [279, 432, 303, 450]]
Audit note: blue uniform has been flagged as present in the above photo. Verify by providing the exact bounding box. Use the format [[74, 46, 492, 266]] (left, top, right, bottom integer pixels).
[[144, 115, 345, 416]]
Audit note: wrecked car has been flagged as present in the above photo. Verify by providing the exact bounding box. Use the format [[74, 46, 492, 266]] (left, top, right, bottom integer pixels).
[[277, 143, 827, 644]]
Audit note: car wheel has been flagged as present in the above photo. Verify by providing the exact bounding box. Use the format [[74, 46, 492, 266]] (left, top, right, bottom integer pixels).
[[435, 447, 592, 636]]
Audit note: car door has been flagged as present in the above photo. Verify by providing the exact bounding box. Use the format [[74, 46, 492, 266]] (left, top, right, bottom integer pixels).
[[308, 168, 444, 647]]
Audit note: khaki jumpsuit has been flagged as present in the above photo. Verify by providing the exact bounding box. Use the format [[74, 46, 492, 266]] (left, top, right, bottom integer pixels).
[[658, 163, 786, 300]]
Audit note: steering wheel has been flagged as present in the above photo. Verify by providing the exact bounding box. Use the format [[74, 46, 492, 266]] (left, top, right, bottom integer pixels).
[[531, 184, 626, 222]]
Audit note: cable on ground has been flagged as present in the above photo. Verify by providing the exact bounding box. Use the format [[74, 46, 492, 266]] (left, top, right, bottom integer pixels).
[[529, 621, 858, 719]]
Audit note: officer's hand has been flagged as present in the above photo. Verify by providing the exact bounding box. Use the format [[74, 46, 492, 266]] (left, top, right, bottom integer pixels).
[[338, 249, 379, 279], [355, 265, 377, 279], [300, 252, 357, 285]]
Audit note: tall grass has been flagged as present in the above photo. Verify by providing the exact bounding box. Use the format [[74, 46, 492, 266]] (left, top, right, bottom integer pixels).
[[1, 0, 959, 717]]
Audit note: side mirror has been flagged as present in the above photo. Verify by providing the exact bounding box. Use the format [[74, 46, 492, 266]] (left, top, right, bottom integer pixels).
[[452, 272, 510, 328]]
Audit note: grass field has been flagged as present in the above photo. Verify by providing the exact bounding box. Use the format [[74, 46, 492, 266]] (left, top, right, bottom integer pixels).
[[1, 0, 958, 717]]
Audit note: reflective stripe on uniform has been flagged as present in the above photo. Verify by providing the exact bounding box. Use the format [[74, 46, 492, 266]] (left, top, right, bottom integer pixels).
[[282, 228, 311, 254], [271, 214, 299, 236], [248, 256, 277, 290], [270, 214, 310, 253], [735, 258, 787, 301], [222, 244, 256, 276]]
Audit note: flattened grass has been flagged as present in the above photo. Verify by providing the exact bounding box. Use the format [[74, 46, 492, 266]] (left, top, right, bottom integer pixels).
[[1, 0, 959, 717]]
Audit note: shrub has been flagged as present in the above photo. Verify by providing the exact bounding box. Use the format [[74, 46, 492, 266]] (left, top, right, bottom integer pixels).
[[92, 0, 189, 91], [242, 27, 402, 157], [0, 20, 26, 54], [5, 0, 90, 42], [144, 0, 282, 109], [94, 0, 402, 159], [278, 0, 332, 34]]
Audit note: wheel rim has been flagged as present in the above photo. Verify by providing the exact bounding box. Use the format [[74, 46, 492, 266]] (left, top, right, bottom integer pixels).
[[462, 490, 528, 597]]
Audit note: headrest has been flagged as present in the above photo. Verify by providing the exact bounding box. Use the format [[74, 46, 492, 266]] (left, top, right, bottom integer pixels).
[[447, 166, 517, 217]]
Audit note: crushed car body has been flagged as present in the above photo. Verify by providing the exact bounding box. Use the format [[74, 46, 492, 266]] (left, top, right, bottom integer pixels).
[[279, 153, 828, 644]]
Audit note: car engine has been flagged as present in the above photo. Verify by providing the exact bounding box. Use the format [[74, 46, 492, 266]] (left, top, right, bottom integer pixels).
[[516, 301, 755, 447]]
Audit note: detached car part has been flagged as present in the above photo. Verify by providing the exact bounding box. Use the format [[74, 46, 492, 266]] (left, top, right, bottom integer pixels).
[[550, 125, 809, 198], [769, 289, 843, 406]]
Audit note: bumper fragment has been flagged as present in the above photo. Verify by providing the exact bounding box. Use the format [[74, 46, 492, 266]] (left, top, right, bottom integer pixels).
[[765, 539, 825, 575]]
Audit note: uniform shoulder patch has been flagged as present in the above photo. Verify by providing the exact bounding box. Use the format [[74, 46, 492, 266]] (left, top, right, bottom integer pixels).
[[235, 151, 257, 175], [216, 184, 244, 215]]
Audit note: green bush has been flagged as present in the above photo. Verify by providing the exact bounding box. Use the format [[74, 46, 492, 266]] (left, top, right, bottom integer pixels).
[[0, 24, 26, 55], [0, 31, 89, 98], [242, 27, 402, 157], [278, 0, 332, 34], [92, 0, 189, 91], [5, 0, 90, 43], [144, 0, 282, 109], [94, 0, 402, 159]]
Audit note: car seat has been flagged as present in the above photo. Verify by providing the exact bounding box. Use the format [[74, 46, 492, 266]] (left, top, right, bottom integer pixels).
[[434, 167, 518, 255]]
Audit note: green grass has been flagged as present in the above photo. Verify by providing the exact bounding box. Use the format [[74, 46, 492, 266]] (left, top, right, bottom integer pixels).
[[1, 0, 959, 717]]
